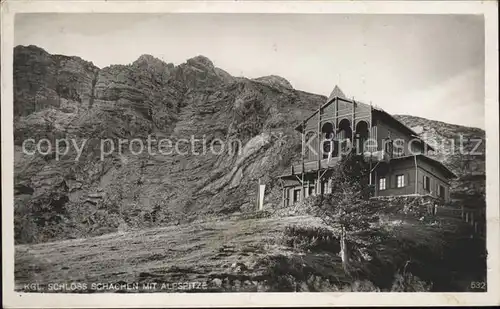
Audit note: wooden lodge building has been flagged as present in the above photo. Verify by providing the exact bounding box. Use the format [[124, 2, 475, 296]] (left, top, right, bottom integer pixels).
[[278, 86, 456, 207]]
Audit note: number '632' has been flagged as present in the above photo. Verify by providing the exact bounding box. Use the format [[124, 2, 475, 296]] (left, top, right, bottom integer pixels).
[[470, 281, 486, 289]]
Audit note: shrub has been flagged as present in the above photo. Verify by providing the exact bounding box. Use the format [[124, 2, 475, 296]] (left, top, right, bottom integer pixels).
[[272, 195, 323, 217], [279, 225, 340, 253], [390, 272, 432, 292], [258, 254, 329, 292]]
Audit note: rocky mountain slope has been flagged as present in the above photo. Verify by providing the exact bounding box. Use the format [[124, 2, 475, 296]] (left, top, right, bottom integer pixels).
[[394, 114, 485, 177], [13, 45, 485, 244]]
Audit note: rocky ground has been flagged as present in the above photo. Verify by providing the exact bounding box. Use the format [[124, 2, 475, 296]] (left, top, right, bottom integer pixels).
[[15, 206, 486, 293]]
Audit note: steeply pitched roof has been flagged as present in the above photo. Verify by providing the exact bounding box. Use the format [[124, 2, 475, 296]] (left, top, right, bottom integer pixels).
[[327, 85, 347, 102]]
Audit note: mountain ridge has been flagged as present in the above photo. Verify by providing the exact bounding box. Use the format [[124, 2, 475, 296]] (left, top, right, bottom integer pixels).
[[13, 43, 485, 129]]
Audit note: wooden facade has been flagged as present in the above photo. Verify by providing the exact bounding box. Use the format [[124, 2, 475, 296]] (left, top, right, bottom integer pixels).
[[279, 86, 456, 206]]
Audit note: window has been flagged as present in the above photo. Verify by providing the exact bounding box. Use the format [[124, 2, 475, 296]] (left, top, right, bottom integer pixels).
[[293, 189, 301, 203], [423, 176, 431, 191], [396, 175, 405, 188], [379, 177, 386, 191]]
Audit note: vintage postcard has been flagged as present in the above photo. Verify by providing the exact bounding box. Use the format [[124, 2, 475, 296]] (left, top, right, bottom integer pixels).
[[1, 0, 499, 307]]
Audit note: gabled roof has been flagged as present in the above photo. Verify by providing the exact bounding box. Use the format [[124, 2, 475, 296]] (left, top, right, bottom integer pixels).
[[370, 108, 434, 151]]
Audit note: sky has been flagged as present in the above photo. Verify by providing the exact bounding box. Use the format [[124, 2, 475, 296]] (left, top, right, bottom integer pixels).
[[15, 13, 485, 128]]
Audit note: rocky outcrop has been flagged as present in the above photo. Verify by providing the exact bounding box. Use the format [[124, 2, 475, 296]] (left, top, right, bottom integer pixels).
[[253, 75, 293, 89], [14, 45, 99, 116]]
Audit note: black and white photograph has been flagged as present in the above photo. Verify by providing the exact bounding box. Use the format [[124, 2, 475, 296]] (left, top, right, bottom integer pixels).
[[2, 1, 499, 307]]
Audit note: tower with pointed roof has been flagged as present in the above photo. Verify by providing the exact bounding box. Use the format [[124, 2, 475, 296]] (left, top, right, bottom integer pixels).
[[327, 85, 347, 102]]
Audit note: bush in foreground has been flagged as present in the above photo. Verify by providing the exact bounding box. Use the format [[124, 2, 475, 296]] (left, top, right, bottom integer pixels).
[[278, 225, 340, 253]]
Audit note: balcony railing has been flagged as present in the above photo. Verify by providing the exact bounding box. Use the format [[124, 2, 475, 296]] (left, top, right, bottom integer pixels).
[[290, 148, 407, 175]]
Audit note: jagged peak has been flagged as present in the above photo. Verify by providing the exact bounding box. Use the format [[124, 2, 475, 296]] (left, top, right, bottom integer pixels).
[[253, 75, 293, 89], [15, 44, 48, 53], [15, 44, 99, 69], [327, 85, 347, 102], [133, 54, 169, 67], [186, 55, 215, 69], [136, 54, 158, 62]]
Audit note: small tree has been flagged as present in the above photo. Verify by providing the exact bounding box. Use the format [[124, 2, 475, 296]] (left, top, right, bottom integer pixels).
[[315, 153, 379, 274]]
